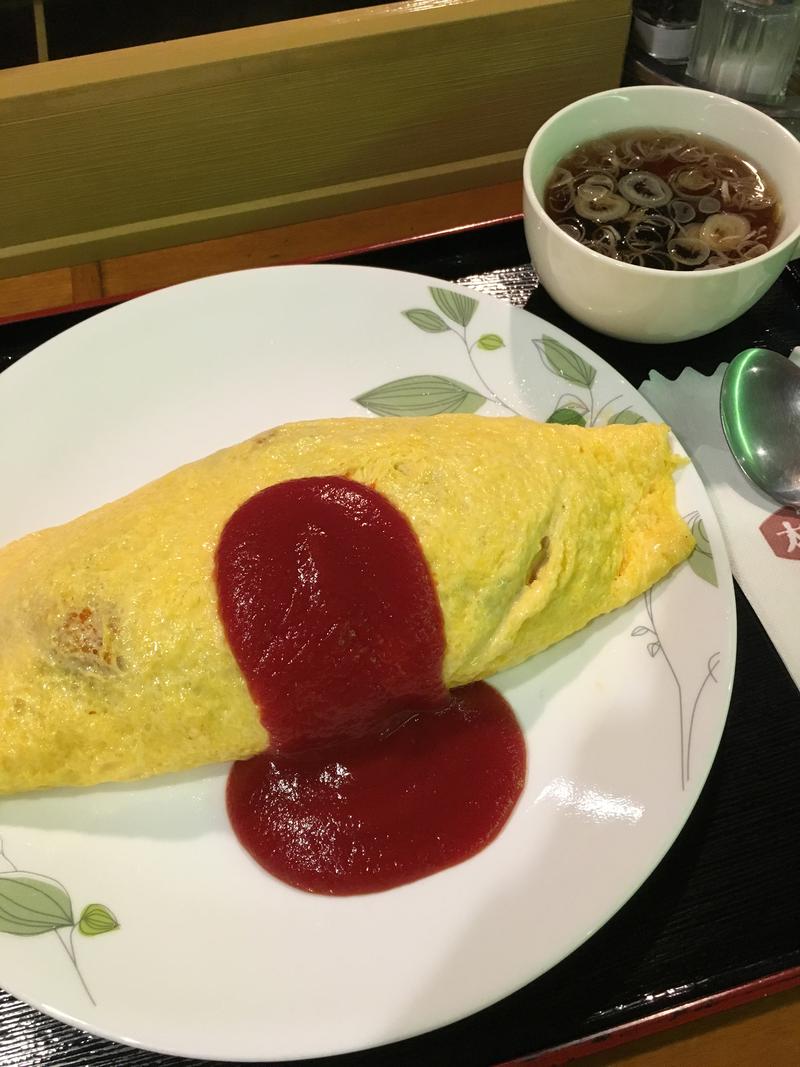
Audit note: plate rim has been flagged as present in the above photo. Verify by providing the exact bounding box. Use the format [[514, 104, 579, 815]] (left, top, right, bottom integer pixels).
[[0, 262, 737, 1061]]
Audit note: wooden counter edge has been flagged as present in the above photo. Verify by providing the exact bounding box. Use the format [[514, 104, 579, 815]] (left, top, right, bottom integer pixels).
[[0, 181, 523, 323], [504, 963, 800, 1065]]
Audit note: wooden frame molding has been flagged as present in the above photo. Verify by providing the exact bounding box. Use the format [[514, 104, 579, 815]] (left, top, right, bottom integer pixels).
[[1, 0, 630, 279], [0, 180, 523, 322]]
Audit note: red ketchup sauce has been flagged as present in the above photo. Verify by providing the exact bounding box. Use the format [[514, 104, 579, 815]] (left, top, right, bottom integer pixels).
[[217, 476, 526, 895]]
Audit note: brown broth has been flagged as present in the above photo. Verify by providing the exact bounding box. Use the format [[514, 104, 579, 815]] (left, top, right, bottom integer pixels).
[[544, 128, 781, 271]]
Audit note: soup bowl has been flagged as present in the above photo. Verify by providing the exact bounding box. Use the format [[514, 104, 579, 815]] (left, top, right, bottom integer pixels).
[[522, 85, 800, 344]]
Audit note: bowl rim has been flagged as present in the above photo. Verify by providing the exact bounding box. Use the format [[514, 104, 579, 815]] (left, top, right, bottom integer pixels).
[[522, 84, 800, 279]]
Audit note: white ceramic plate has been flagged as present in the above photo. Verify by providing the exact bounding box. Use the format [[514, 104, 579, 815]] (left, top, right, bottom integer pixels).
[[0, 265, 735, 1061]]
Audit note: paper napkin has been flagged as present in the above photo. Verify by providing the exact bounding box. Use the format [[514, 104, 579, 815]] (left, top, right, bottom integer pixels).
[[641, 348, 800, 691]]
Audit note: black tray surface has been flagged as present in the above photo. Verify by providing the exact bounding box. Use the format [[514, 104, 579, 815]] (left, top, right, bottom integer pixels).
[[1, 222, 798, 1067]]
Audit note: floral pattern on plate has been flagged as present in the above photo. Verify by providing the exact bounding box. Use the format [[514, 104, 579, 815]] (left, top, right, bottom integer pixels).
[[0, 265, 735, 1060], [0, 838, 118, 1005]]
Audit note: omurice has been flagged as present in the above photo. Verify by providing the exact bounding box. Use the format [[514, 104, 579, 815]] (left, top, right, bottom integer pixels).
[[0, 414, 693, 797]]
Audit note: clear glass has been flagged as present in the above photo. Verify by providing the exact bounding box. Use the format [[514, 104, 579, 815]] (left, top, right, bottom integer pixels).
[[687, 0, 800, 106]]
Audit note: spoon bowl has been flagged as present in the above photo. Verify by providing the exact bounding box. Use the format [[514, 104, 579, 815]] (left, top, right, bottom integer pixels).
[[720, 348, 800, 510]]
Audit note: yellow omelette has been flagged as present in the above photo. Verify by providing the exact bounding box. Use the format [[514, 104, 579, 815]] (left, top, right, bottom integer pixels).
[[0, 415, 693, 794]]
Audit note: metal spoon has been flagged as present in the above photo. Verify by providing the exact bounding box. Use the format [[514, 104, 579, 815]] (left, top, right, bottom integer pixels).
[[720, 347, 800, 510]]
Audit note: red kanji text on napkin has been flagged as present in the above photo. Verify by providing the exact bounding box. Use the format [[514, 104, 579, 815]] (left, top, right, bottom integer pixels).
[[760, 508, 800, 560]]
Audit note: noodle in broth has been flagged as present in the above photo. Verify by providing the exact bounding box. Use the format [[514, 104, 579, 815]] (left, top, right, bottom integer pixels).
[[544, 128, 781, 271]]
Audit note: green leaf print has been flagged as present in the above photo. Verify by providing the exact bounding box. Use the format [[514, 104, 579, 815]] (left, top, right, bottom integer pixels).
[[608, 408, 647, 425], [402, 309, 449, 333], [688, 515, 717, 586], [0, 873, 74, 936], [546, 407, 587, 426], [429, 287, 478, 327], [536, 337, 597, 389], [476, 333, 505, 351], [78, 903, 120, 937], [355, 375, 487, 416]]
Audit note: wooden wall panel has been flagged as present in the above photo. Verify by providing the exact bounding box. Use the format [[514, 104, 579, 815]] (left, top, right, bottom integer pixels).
[[0, 0, 631, 278]]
